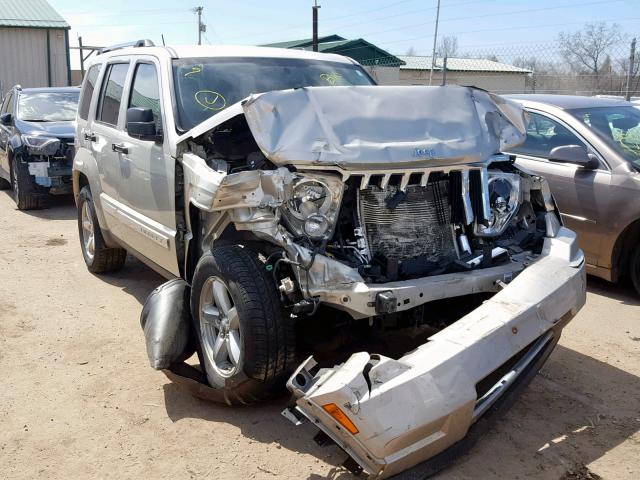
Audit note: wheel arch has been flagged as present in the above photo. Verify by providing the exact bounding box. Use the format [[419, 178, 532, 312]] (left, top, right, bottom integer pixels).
[[610, 217, 640, 281]]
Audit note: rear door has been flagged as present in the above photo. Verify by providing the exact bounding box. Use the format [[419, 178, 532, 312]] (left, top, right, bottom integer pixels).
[[113, 58, 179, 275], [0, 92, 14, 177], [90, 61, 131, 236], [512, 110, 611, 266]]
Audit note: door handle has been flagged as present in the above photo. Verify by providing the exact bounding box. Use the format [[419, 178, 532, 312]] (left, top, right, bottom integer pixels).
[[112, 143, 129, 154], [83, 132, 97, 142]]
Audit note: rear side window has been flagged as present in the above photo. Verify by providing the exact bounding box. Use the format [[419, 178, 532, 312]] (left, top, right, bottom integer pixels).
[[128, 63, 162, 133], [78, 65, 100, 120], [97, 63, 129, 126]]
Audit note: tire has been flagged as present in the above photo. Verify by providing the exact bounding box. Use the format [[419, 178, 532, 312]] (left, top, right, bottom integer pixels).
[[77, 186, 127, 273], [631, 244, 640, 296], [11, 156, 47, 210], [190, 245, 296, 405]]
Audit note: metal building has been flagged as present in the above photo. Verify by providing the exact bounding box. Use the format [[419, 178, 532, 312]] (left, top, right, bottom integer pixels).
[[0, 0, 71, 97]]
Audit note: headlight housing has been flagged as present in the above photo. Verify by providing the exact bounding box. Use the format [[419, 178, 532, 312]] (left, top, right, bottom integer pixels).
[[474, 171, 521, 237], [21, 135, 61, 156], [281, 174, 343, 240]]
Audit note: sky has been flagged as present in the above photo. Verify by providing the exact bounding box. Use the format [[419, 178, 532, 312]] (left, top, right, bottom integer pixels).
[[48, 0, 640, 70]]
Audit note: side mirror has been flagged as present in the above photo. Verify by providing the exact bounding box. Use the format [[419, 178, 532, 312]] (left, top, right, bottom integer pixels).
[[0, 113, 11, 126], [126, 107, 161, 142], [549, 145, 599, 170]]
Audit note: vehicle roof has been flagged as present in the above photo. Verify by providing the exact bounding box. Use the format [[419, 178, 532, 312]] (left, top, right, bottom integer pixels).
[[506, 94, 632, 110], [92, 44, 355, 65], [16, 86, 80, 94]]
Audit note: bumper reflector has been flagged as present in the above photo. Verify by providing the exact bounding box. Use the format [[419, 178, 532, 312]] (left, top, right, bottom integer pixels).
[[322, 403, 359, 435]]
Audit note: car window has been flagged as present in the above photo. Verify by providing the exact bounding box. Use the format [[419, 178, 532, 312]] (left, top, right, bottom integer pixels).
[[78, 64, 101, 120], [569, 106, 640, 168], [18, 91, 79, 122], [511, 112, 586, 158], [128, 63, 162, 134], [1, 92, 12, 115], [172, 57, 374, 131], [97, 63, 129, 126]]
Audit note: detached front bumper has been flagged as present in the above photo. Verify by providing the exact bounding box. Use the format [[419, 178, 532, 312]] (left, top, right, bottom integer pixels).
[[284, 227, 586, 479]]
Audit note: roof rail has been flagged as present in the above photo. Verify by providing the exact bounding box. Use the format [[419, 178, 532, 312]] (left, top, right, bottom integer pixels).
[[99, 39, 155, 55]]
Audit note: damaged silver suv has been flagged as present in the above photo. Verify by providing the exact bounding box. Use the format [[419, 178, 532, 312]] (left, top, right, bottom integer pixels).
[[74, 42, 586, 478]]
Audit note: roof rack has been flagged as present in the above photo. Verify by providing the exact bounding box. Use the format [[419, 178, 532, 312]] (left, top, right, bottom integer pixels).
[[99, 39, 155, 55]]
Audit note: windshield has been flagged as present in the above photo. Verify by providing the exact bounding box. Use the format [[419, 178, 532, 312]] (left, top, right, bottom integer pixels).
[[569, 106, 640, 168], [18, 91, 79, 122], [172, 56, 374, 131]]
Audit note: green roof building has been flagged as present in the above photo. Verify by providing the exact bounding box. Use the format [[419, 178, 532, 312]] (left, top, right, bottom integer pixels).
[[0, 0, 71, 96], [263, 35, 405, 68]]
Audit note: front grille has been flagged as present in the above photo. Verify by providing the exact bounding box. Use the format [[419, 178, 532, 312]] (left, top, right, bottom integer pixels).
[[359, 180, 457, 263]]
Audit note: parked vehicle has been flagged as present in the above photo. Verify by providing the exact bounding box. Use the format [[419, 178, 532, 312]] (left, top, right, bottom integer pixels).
[[73, 42, 585, 478], [508, 95, 640, 294], [0, 86, 79, 209]]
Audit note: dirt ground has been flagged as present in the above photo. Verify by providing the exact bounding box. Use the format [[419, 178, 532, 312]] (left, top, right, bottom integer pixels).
[[0, 192, 638, 480]]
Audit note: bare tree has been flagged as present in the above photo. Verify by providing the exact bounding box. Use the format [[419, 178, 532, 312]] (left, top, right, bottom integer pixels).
[[558, 22, 624, 75], [405, 46, 417, 56], [436, 35, 458, 58]]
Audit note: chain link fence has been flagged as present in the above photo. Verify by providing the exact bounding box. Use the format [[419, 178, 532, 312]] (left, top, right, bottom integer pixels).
[[385, 39, 639, 99]]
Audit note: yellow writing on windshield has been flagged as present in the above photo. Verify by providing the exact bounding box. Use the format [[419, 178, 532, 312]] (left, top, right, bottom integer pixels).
[[185, 65, 203, 77], [320, 72, 342, 85], [195, 90, 227, 111]]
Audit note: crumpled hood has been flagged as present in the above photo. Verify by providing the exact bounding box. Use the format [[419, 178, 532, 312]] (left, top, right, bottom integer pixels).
[[182, 85, 527, 170]]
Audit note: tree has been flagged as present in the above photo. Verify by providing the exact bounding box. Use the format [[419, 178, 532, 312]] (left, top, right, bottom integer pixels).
[[436, 35, 458, 58], [558, 22, 624, 75], [405, 46, 417, 56]]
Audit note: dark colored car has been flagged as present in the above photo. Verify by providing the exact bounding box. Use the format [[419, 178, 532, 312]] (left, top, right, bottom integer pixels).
[[0, 86, 80, 209], [508, 95, 640, 294]]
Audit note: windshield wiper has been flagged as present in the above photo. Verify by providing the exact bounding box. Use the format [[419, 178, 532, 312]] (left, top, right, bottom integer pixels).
[[21, 119, 51, 122]]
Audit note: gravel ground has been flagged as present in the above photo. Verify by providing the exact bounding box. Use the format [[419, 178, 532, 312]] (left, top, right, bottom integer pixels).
[[1, 193, 639, 480]]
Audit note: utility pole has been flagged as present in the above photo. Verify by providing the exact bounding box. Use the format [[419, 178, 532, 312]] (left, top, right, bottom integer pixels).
[[625, 37, 636, 101], [78, 36, 84, 76], [194, 6, 205, 45], [428, 0, 441, 86], [312, 1, 320, 52]]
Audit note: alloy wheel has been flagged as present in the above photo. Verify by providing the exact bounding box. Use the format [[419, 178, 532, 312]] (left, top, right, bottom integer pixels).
[[81, 202, 95, 261], [199, 276, 242, 377]]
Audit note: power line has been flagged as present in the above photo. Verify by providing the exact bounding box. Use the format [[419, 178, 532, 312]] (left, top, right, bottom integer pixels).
[[320, 0, 627, 45], [312, 16, 640, 59]]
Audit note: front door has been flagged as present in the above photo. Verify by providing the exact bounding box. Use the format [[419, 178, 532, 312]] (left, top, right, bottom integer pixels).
[[512, 111, 611, 267], [114, 59, 179, 276]]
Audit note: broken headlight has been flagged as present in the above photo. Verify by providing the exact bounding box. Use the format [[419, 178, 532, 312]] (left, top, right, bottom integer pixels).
[[21, 135, 60, 156], [474, 171, 521, 237], [281, 174, 343, 240]]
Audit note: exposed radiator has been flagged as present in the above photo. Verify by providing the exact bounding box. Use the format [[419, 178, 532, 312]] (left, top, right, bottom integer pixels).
[[358, 181, 457, 263]]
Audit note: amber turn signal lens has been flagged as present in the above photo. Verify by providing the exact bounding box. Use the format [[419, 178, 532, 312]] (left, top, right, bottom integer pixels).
[[322, 403, 359, 435]]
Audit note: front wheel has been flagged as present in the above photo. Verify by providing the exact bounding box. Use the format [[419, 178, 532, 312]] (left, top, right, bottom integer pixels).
[[11, 156, 46, 210], [190, 245, 296, 405], [630, 244, 640, 295], [77, 186, 127, 273]]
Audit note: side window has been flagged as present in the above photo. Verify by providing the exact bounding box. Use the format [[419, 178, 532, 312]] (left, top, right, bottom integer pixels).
[[96, 63, 129, 126], [512, 112, 587, 158], [0, 93, 12, 115], [4, 93, 14, 115], [78, 65, 100, 120], [128, 63, 162, 134]]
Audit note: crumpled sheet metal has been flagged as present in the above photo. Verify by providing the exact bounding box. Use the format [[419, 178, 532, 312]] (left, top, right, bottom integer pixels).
[[241, 85, 528, 170], [288, 228, 586, 478]]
